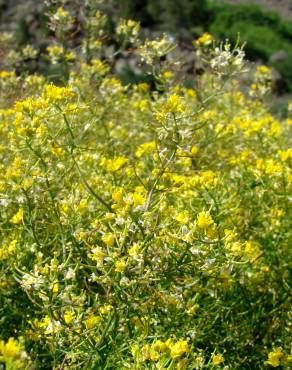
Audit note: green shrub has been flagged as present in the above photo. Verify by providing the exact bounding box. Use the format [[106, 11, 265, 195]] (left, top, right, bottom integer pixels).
[[279, 19, 292, 39]]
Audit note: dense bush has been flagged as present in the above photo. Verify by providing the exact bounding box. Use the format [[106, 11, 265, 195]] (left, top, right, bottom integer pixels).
[[0, 4, 292, 370]]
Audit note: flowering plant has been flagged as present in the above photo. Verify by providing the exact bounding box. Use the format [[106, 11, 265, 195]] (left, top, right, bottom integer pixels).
[[0, 3, 291, 369]]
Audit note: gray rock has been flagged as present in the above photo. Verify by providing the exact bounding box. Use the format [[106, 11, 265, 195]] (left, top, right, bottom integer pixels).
[[270, 50, 287, 63]]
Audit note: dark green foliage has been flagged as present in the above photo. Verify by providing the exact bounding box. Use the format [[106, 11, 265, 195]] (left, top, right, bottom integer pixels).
[[280, 20, 292, 39], [210, 2, 282, 29], [145, 0, 211, 30], [106, 0, 211, 32], [272, 51, 292, 92]]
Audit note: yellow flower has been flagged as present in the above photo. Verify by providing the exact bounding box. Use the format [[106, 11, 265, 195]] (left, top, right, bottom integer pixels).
[[212, 353, 224, 365], [10, 208, 24, 224], [64, 311, 76, 325], [51, 146, 64, 156], [52, 281, 59, 294], [0, 337, 23, 360], [140, 344, 151, 362], [265, 160, 282, 175], [89, 247, 106, 265], [100, 156, 128, 172], [265, 347, 283, 367], [257, 65, 270, 74], [0, 71, 16, 79], [196, 32, 214, 46], [99, 304, 113, 315], [116, 18, 140, 40], [256, 159, 282, 175], [164, 94, 184, 113], [261, 265, 270, 273], [128, 243, 141, 258], [112, 188, 124, 205], [224, 229, 237, 243], [169, 339, 189, 358], [287, 352, 292, 364], [176, 359, 189, 369], [133, 99, 148, 112], [206, 225, 218, 240], [200, 170, 217, 188], [85, 315, 101, 329], [136, 82, 150, 92], [55, 6, 70, 19], [131, 191, 146, 206], [278, 148, 292, 161], [102, 233, 115, 247], [115, 259, 127, 272], [151, 340, 168, 353], [227, 241, 243, 255], [65, 50, 75, 62], [163, 71, 173, 79], [175, 211, 190, 224], [191, 146, 199, 155], [23, 178, 33, 190], [43, 84, 74, 101], [135, 141, 156, 157], [47, 45, 64, 63], [186, 88, 196, 97], [196, 211, 214, 229], [76, 199, 88, 215]]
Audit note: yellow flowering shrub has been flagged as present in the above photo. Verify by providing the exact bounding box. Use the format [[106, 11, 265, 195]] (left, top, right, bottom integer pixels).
[[0, 2, 291, 369]]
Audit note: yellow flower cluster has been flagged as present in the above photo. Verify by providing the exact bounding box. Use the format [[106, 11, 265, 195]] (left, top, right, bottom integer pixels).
[[195, 32, 214, 46], [0, 8, 291, 369], [266, 347, 283, 367], [0, 338, 27, 367], [132, 338, 189, 363]]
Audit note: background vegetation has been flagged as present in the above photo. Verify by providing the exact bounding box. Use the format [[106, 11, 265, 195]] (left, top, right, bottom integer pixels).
[[1, 0, 292, 91]]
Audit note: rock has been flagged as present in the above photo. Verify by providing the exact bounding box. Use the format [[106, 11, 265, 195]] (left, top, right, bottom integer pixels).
[[270, 50, 287, 63]]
